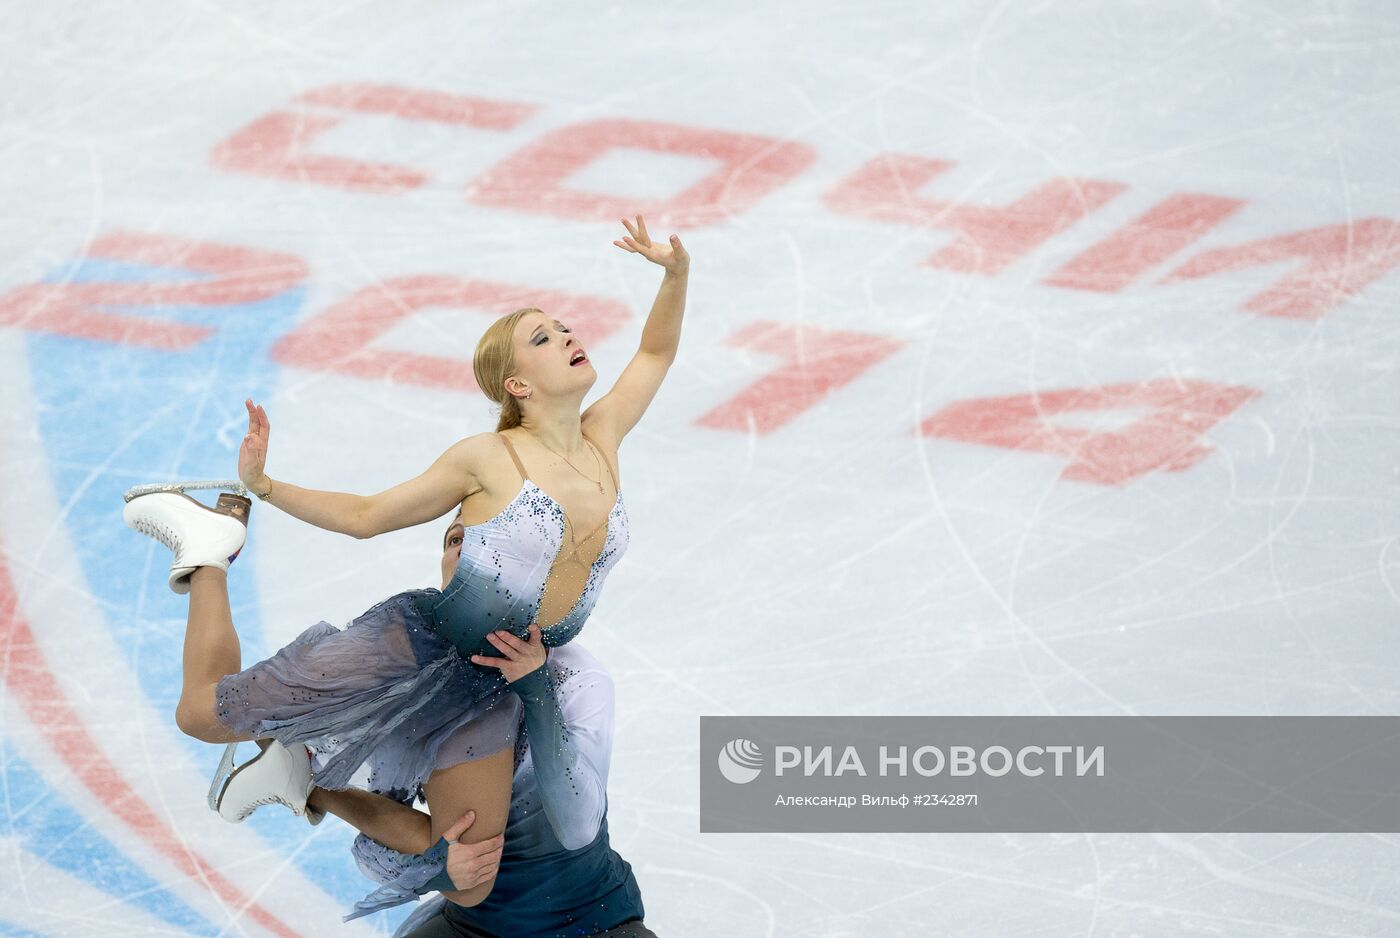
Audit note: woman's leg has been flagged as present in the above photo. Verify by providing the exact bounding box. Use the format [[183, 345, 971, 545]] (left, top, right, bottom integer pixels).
[[306, 786, 434, 855], [174, 566, 255, 743], [422, 746, 514, 907]]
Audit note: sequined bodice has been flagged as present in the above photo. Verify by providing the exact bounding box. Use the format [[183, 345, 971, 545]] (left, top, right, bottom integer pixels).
[[415, 433, 629, 657], [451, 479, 628, 646]]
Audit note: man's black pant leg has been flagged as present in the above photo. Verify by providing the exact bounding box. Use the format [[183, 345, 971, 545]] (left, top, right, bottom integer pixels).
[[598, 919, 659, 937], [399, 910, 658, 938]]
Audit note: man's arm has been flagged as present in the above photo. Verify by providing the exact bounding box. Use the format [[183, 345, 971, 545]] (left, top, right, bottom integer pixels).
[[339, 800, 500, 923], [507, 657, 615, 850]]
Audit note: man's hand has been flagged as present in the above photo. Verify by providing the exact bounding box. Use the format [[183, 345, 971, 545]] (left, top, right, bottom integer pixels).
[[441, 809, 504, 891]]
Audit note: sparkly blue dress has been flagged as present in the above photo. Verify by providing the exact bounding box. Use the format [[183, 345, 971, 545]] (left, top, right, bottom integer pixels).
[[212, 432, 629, 895]]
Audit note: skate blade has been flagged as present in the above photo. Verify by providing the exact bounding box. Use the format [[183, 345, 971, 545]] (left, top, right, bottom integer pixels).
[[207, 741, 240, 813], [124, 480, 248, 503]]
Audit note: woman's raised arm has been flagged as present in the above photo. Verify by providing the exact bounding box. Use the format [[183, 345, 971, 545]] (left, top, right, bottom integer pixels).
[[584, 216, 690, 445], [237, 399, 488, 539]]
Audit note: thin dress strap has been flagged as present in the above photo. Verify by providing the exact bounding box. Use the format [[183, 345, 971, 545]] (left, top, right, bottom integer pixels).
[[497, 433, 528, 483], [582, 432, 619, 493]]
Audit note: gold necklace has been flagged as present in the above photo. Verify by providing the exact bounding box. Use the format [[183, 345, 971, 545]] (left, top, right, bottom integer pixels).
[[527, 431, 605, 495], [523, 431, 610, 570]]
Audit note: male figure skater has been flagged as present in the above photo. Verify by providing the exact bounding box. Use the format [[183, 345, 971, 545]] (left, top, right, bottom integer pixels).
[[222, 640, 656, 937]]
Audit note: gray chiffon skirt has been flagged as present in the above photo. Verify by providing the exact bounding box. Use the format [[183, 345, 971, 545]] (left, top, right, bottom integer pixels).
[[213, 587, 522, 802]]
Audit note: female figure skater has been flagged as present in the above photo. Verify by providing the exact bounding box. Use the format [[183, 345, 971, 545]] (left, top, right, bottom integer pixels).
[[122, 216, 688, 913]]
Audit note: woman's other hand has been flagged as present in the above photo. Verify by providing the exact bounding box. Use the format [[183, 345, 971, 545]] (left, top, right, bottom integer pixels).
[[613, 214, 689, 276], [238, 398, 272, 496], [470, 623, 547, 683]]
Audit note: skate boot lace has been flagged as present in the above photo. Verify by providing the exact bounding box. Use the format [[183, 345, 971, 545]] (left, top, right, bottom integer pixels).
[[131, 518, 181, 554]]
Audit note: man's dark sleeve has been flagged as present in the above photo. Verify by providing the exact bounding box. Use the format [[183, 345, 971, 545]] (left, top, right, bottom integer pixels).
[[507, 653, 615, 850], [343, 830, 456, 921]]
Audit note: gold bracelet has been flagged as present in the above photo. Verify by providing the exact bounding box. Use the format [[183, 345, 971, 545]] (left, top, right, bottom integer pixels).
[[255, 478, 273, 501]]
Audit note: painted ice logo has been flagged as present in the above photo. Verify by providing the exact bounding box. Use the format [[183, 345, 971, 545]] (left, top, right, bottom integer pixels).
[[718, 738, 763, 784]]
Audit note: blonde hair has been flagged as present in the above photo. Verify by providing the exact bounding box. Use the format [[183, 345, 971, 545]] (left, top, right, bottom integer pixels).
[[474, 307, 542, 431]]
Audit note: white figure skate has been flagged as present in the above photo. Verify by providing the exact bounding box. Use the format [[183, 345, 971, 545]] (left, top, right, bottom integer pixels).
[[121, 481, 250, 594], [208, 739, 325, 825]]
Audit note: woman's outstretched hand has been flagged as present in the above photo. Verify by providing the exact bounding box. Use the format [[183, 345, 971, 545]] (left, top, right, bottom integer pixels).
[[238, 399, 272, 496], [613, 214, 689, 275], [471, 623, 547, 683]]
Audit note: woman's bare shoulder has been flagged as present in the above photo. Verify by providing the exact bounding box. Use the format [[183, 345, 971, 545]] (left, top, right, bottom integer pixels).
[[452, 430, 504, 452], [444, 431, 506, 491]]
